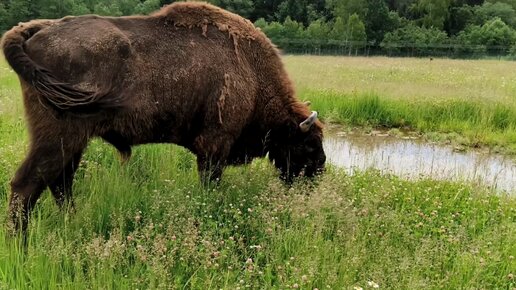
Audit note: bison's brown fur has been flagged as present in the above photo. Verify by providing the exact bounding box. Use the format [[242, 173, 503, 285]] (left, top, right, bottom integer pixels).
[[2, 2, 325, 232]]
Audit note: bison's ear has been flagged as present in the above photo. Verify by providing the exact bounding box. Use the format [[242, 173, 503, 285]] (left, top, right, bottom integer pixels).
[[299, 111, 318, 133], [303, 100, 311, 106]]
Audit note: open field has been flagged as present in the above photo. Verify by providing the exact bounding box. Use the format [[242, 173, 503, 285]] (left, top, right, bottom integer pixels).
[[286, 56, 516, 104], [0, 56, 515, 289], [284, 56, 516, 155]]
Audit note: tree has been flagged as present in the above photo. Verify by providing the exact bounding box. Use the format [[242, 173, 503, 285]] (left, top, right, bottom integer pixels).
[[381, 23, 449, 54], [453, 0, 484, 5], [306, 2, 327, 23], [93, 1, 123, 16], [261, 21, 284, 40], [274, 0, 327, 24], [413, 0, 453, 30], [117, 0, 140, 15], [71, 1, 91, 15], [329, 16, 346, 40], [36, 0, 75, 19], [253, 17, 268, 30], [0, 2, 9, 31], [489, 0, 516, 9], [327, 0, 394, 43], [250, 0, 283, 22], [327, 0, 367, 21], [446, 4, 475, 35], [387, 10, 408, 30], [209, 0, 254, 18], [385, 0, 418, 15], [83, 0, 99, 11], [6, 0, 34, 28], [305, 18, 330, 41], [473, 2, 516, 28], [346, 13, 367, 42], [134, 0, 161, 15], [458, 17, 516, 52], [282, 16, 303, 39], [276, 0, 305, 22], [331, 13, 368, 54], [364, 0, 394, 43]]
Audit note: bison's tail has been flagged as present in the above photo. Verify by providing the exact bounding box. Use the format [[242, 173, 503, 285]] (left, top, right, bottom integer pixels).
[[1, 20, 118, 115]]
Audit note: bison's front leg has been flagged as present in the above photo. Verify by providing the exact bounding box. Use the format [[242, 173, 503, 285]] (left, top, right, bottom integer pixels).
[[196, 155, 226, 184], [193, 135, 233, 185], [8, 140, 86, 233]]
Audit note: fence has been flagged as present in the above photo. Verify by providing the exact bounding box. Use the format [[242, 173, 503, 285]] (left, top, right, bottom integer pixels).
[[271, 38, 516, 59]]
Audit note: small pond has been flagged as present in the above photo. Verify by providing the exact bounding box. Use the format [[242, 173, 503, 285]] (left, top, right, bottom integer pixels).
[[323, 131, 516, 194]]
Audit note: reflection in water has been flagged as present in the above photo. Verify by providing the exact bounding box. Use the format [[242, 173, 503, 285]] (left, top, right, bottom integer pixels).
[[324, 134, 516, 194]]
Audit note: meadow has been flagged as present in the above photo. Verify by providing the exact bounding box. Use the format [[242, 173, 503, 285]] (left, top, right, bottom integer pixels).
[[0, 56, 515, 289]]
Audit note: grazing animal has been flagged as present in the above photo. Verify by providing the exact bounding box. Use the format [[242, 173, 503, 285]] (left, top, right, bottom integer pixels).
[[1, 2, 326, 231]]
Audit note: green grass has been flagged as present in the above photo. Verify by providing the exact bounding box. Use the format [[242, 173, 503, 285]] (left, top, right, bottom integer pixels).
[[1, 143, 515, 289], [0, 56, 515, 289], [284, 56, 516, 154]]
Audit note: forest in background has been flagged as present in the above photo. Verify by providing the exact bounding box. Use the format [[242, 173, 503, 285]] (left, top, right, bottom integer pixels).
[[1, 0, 516, 57]]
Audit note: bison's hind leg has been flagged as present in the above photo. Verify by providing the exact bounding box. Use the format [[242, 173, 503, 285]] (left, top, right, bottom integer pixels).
[[8, 137, 87, 233]]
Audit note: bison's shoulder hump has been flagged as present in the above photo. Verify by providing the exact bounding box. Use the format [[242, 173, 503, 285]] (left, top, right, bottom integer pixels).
[[152, 2, 259, 40]]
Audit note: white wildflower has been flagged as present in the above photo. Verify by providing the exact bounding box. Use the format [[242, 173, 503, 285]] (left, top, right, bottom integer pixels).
[[367, 281, 380, 288]]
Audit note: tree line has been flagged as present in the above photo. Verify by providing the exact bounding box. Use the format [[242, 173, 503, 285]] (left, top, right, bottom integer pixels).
[[1, 0, 516, 57]]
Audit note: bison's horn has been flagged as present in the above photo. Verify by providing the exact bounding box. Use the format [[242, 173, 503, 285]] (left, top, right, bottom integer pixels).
[[299, 111, 318, 132], [303, 101, 311, 106]]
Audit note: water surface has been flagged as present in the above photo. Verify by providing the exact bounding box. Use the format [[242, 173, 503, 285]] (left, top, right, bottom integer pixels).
[[324, 133, 516, 194]]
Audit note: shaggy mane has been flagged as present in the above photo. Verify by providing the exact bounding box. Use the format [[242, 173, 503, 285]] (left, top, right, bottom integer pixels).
[[153, 2, 279, 55]]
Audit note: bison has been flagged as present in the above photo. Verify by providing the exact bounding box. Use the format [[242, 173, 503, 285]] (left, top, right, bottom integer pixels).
[[2, 2, 326, 232]]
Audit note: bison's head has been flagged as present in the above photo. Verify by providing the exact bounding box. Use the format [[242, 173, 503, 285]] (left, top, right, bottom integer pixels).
[[268, 111, 326, 183]]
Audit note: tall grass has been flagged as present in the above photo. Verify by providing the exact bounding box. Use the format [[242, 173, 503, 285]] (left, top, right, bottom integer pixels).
[[306, 90, 516, 151]]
